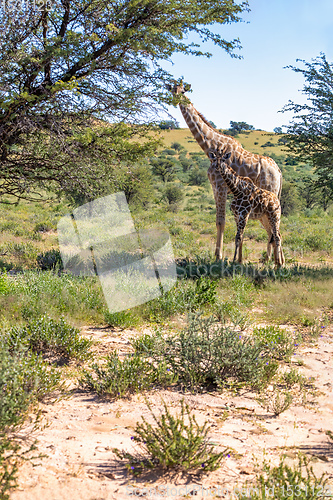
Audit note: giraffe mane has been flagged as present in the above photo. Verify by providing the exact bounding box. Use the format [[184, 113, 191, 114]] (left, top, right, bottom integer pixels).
[[194, 108, 244, 148], [196, 110, 218, 132]]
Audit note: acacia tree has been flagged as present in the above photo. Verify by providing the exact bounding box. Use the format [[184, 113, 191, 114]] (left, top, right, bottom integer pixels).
[[0, 0, 248, 202], [282, 53, 333, 210]]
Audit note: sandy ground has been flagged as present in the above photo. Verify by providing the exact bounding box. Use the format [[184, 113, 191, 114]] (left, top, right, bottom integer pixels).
[[11, 325, 333, 500]]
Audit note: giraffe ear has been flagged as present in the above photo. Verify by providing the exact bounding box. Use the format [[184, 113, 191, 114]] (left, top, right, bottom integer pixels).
[[223, 152, 232, 161], [184, 83, 191, 92]]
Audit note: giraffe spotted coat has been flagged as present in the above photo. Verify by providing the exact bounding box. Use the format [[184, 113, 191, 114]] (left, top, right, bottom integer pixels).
[[209, 151, 285, 267]]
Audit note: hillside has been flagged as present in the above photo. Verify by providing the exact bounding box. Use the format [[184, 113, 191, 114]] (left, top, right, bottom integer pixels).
[[159, 128, 286, 157]]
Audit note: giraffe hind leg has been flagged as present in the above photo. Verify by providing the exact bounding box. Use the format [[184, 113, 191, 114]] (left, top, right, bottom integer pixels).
[[260, 215, 273, 262]]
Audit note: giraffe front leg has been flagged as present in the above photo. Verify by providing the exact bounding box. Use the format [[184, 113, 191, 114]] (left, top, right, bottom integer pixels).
[[209, 177, 228, 261], [215, 220, 225, 261], [233, 214, 249, 264]]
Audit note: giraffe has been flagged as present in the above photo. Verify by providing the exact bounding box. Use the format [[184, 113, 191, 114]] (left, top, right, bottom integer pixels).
[[166, 81, 283, 261], [209, 150, 285, 267]]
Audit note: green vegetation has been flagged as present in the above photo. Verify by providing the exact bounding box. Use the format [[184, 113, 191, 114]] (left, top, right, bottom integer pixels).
[[257, 386, 293, 416], [1, 5, 332, 496], [0, 0, 247, 202], [3, 316, 92, 362], [80, 351, 174, 399], [241, 455, 328, 499], [113, 399, 226, 474], [132, 314, 277, 392]]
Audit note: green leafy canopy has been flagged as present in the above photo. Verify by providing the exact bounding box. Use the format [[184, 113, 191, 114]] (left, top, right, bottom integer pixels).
[[282, 53, 333, 209], [0, 0, 249, 201]]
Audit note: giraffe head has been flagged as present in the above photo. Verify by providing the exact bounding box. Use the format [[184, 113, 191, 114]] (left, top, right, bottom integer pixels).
[[208, 150, 232, 169], [166, 80, 191, 95]]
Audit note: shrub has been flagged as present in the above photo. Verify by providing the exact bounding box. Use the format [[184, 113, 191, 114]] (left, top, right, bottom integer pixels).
[[3, 316, 92, 362], [37, 249, 63, 271], [0, 345, 64, 432], [170, 142, 184, 152], [188, 167, 207, 186], [252, 325, 295, 361], [139, 314, 278, 391], [280, 368, 307, 388], [241, 454, 328, 499], [80, 351, 175, 399], [163, 183, 184, 206], [113, 399, 226, 474]]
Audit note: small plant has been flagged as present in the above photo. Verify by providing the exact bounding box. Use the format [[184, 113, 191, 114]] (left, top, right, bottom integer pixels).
[[80, 351, 175, 399], [36, 249, 63, 271], [257, 385, 293, 416], [280, 368, 307, 389], [3, 316, 92, 362], [113, 399, 227, 474], [240, 454, 328, 499], [252, 325, 295, 361], [193, 277, 218, 306], [0, 432, 39, 500]]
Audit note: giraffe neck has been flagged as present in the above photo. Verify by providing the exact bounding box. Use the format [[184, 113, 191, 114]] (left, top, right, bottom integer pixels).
[[179, 101, 229, 156], [218, 162, 245, 197]]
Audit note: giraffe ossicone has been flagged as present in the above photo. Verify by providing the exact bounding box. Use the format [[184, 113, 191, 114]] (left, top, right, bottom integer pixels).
[[167, 82, 283, 261], [209, 150, 285, 268]]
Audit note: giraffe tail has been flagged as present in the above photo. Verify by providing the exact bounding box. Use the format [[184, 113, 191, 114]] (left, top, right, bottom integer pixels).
[[277, 171, 283, 200]]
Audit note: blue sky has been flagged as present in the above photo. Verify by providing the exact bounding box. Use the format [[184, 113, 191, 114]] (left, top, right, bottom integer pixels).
[[164, 0, 333, 132]]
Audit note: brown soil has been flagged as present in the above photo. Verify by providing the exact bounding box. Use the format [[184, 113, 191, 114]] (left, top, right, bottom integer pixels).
[[11, 326, 333, 500]]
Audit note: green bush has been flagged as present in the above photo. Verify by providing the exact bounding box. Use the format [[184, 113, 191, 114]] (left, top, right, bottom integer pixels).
[[163, 183, 184, 206], [137, 314, 277, 391], [3, 316, 92, 362], [0, 345, 64, 432], [240, 454, 328, 499], [113, 399, 226, 474], [144, 277, 218, 322], [80, 351, 175, 399], [37, 249, 63, 271], [252, 325, 295, 361]]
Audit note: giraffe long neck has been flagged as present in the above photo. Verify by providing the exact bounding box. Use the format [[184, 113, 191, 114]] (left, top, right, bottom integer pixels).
[[179, 102, 227, 156], [218, 162, 244, 197]]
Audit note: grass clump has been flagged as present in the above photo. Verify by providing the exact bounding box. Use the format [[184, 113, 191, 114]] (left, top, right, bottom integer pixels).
[[257, 385, 293, 416], [104, 310, 141, 329], [135, 314, 278, 391], [80, 351, 175, 399], [3, 316, 92, 362], [113, 399, 226, 474], [240, 454, 328, 499]]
